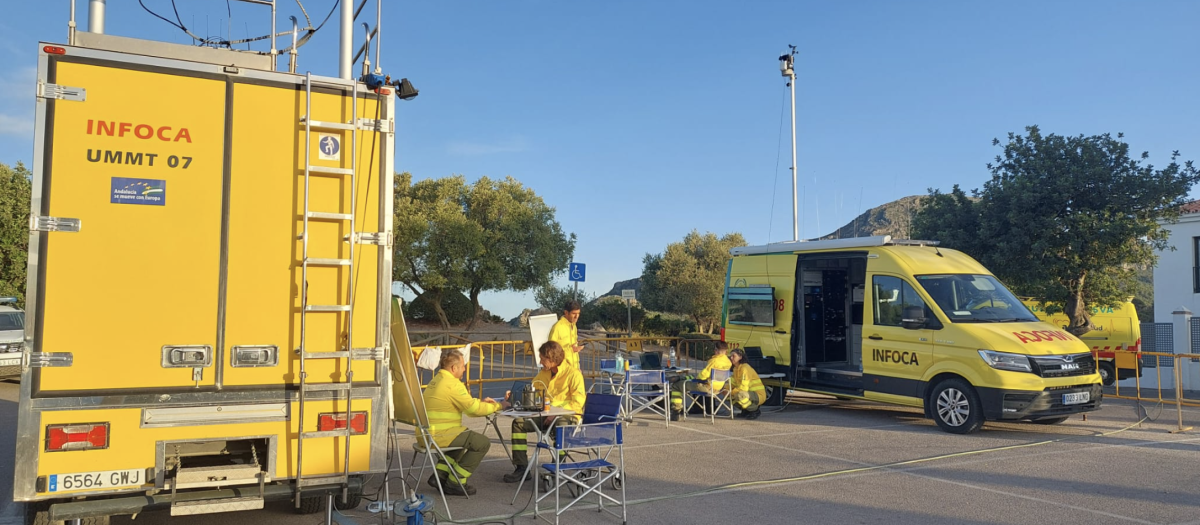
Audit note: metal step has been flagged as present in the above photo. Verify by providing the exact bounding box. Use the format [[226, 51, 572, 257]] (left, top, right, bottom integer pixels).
[[302, 382, 351, 392], [171, 496, 264, 516], [174, 464, 262, 489], [296, 474, 349, 488], [299, 117, 355, 131], [305, 304, 351, 312], [307, 165, 354, 176], [303, 350, 351, 359], [305, 257, 351, 266], [306, 211, 353, 221], [301, 430, 352, 439]]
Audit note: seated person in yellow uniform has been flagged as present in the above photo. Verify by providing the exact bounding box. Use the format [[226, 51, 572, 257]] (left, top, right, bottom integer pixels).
[[729, 348, 767, 420], [503, 341, 587, 483], [668, 341, 732, 421], [549, 300, 584, 370], [422, 349, 510, 496]]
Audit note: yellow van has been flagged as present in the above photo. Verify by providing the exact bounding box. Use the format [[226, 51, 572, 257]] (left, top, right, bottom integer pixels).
[[1022, 299, 1142, 386], [721, 236, 1103, 434]]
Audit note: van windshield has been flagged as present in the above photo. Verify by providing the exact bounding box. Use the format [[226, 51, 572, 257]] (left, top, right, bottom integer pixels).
[[0, 312, 23, 331], [915, 275, 1038, 323]]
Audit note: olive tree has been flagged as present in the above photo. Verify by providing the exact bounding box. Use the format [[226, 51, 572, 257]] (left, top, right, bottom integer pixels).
[[914, 126, 1199, 335]]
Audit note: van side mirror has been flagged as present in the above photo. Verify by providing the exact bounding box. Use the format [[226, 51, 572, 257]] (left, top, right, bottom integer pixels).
[[900, 305, 926, 330]]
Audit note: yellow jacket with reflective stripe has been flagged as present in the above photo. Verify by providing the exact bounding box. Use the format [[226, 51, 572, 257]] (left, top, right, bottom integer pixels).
[[548, 317, 580, 370], [534, 361, 587, 416], [422, 369, 501, 447], [730, 363, 766, 400], [698, 354, 732, 390]]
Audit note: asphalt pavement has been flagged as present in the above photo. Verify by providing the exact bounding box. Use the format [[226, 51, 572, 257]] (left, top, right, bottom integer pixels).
[[2, 379, 1199, 525]]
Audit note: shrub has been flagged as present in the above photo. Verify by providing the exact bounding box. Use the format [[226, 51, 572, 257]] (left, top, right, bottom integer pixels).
[[641, 314, 697, 337]]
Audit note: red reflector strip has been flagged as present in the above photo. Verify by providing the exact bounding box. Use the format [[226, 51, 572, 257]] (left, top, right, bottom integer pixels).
[[46, 423, 109, 452], [317, 412, 368, 434], [375, 88, 391, 95], [43, 46, 66, 55]]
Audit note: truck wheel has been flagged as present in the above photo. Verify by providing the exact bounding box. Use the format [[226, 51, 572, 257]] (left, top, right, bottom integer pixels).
[[1097, 361, 1116, 386], [26, 503, 110, 525], [1031, 416, 1069, 425], [296, 496, 324, 515], [930, 378, 984, 434], [334, 490, 363, 511]]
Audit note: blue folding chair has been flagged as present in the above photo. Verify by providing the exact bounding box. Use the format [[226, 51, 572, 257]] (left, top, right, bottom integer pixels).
[[512, 394, 625, 502], [623, 369, 670, 427], [535, 419, 626, 525], [685, 367, 734, 424]]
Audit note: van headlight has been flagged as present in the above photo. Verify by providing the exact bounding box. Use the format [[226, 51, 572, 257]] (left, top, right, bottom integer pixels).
[[978, 350, 1033, 373], [0, 342, 21, 353]]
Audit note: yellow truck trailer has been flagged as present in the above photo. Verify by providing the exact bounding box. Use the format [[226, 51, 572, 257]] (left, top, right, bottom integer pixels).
[[722, 236, 1103, 434], [15, 29, 398, 523]]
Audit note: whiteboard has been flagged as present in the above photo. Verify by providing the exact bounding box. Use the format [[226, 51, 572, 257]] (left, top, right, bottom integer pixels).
[[529, 313, 558, 369], [388, 297, 428, 428]]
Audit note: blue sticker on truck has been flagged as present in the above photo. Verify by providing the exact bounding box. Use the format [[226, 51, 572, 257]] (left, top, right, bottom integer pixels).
[[110, 177, 166, 206]]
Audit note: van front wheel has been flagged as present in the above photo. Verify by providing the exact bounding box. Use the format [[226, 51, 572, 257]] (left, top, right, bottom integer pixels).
[[1097, 361, 1116, 386], [930, 378, 984, 434]]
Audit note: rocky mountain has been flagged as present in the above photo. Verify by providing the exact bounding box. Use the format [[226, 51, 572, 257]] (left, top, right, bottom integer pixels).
[[599, 278, 641, 299], [816, 195, 927, 240]]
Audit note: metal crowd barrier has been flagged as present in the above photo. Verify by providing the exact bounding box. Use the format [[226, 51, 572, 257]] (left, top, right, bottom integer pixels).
[[1107, 349, 1198, 433], [411, 336, 688, 398]]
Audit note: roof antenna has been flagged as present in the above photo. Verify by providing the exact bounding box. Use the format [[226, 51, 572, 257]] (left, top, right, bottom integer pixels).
[[934, 245, 943, 257]]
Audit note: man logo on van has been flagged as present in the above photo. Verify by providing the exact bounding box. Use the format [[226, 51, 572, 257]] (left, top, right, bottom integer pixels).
[[1012, 330, 1074, 344], [872, 349, 919, 366]]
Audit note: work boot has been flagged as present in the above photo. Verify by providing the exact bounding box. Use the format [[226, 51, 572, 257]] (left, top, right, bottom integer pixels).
[[745, 409, 761, 420], [670, 409, 681, 422], [429, 474, 476, 496], [502, 465, 531, 483]]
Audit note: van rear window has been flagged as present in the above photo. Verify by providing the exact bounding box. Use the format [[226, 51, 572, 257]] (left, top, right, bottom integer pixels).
[[727, 287, 776, 327]]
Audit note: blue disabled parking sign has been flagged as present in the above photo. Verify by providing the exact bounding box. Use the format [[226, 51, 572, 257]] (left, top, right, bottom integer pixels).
[[569, 263, 585, 282]]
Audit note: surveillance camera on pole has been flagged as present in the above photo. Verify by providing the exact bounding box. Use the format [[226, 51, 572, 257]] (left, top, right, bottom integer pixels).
[[779, 45, 799, 242]]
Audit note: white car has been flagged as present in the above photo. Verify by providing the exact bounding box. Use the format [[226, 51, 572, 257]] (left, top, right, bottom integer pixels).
[[0, 299, 24, 378]]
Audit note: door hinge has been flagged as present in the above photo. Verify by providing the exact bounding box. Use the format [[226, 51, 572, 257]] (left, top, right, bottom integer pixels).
[[351, 347, 386, 361], [354, 231, 392, 248], [357, 117, 393, 133], [27, 352, 73, 368], [37, 81, 86, 102], [31, 216, 81, 232]]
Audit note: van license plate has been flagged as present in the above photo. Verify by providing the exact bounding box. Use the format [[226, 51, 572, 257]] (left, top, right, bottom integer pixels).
[[48, 469, 144, 492], [1062, 392, 1090, 405]]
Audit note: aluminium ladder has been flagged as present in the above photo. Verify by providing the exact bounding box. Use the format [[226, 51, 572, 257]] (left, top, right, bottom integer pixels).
[[294, 72, 363, 507]]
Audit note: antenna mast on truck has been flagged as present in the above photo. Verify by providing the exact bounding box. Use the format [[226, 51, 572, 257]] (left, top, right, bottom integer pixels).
[[779, 45, 798, 241]]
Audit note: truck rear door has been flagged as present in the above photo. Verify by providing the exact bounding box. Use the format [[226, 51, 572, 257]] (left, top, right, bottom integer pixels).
[[33, 58, 226, 393]]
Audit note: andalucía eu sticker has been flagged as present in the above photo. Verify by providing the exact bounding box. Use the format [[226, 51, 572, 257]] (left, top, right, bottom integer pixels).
[[110, 177, 166, 206]]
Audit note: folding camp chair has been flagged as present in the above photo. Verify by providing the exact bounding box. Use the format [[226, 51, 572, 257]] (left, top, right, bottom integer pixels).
[[589, 359, 627, 399], [388, 314, 468, 520], [684, 367, 734, 424], [623, 369, 670, 427], [534, 399, 626, 525]]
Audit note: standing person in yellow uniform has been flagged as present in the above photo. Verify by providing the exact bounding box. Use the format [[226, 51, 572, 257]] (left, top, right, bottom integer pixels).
[[729, 348, 766, 420], [503, 341, 587, 483], [422, 349, 510, 496], [668, 341, 732, 421], [549, 300, 584, 371]]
